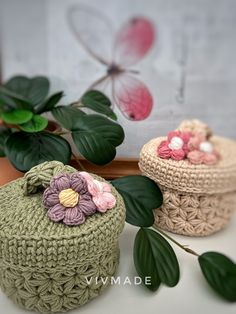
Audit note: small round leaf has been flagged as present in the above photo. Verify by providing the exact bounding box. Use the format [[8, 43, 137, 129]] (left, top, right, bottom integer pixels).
[[2, 109, 33, 124], [20, 115, 48, 132]]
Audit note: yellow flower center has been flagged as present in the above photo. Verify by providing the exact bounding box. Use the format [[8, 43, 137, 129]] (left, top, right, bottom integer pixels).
[[59, 188, 79, 208]]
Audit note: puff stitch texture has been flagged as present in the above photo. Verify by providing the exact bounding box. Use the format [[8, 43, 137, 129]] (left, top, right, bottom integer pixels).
[[0, 161, 126, 313], [139, 120, 236, 236]]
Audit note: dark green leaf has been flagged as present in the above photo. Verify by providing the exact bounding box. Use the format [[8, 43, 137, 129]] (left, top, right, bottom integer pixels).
[[81, 90, 117, 120], [0, 126, 11, 157], [5, 76, 49, 105], [0, 86, 32, 110], [134, 228, 180, 291], [111, 176, 163, 227], [134, 228, 161, 291], [36, 91, 64, 114], [199, 252, 236, 302], [72, 114, 124, 165], [147, 229, 180, 286], [0, 91, 17, 108], [5, 132, 71, 172], [2, 109, 33, 124], [20, 115, 48, 132], [52, 106, 85, 130]]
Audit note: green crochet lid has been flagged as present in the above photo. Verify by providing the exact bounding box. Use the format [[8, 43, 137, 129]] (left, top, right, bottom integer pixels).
[[0, 161, 126, 313]]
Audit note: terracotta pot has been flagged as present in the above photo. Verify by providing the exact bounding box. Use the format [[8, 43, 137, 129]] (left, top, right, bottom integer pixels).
[[0, 157, 23, 186]]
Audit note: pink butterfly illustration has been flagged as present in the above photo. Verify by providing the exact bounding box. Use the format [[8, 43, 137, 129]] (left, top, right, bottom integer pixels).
[[68, 5, 155, 121]]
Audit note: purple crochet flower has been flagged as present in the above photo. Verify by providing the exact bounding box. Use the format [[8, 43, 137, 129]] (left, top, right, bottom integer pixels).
[[43, 172, 97, 225]]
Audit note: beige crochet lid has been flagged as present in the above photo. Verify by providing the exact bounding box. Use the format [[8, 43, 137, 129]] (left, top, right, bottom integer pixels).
[[139, 120, 236, 195]]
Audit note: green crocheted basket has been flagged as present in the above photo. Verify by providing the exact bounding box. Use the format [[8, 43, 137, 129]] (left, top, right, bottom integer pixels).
[[0, 161, 126, 313]]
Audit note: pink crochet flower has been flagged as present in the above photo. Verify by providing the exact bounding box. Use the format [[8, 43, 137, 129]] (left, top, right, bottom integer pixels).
[[157, 131, 192, 161], [80, 172, 116, 213], [187, 133, 219, 165], [43, 172, 97, 225]]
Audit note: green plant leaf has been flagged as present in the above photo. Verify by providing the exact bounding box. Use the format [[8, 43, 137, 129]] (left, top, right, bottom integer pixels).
[[52, 106, 85, 130], [4, 76, 49, 105], [5, 132, 71, 172], [134, 228, 161, 291], [81, 90, 117, 120], [20, 115, 48, 132], [0, 86, 32, 110], [134, 228, 180, 291], [2, 109, 33, 124], [0, 126, 11, 157], [0, 91, 17, 108], [72, 114, 124, 165], [147, 229, 180, 286], [36, 91, 64, 114], [111, 176, 163, 227], [199, 252, 236, 302]]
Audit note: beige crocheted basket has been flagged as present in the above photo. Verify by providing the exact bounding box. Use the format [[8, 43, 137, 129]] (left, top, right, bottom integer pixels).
[[0, 161, 126, 313], [139, 120, 236, 236]]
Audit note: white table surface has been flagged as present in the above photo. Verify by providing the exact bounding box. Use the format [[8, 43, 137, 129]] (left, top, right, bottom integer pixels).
[[1, 215, 236, 314]]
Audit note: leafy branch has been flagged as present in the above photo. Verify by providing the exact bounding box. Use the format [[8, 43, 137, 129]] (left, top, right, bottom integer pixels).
[[0, 75, 124, 172], [111, 176, 236, 302]]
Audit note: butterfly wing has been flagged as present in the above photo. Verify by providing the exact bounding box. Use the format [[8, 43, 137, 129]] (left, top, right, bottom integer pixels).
[[113, 17, 155, 67], [67, 4, 114, 65], [112, 74, 153, 120]]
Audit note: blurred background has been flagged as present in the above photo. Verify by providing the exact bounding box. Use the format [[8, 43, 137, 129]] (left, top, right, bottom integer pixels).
[[0, 0, 236, 157]]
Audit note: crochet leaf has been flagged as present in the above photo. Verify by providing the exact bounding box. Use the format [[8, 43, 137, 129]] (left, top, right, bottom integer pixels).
[[199, 252, 236, 302], [72, 114, 124, 165], [133, 228, 161, 291], [111, 175, 163, 227], [81, 90, 117, 120], [5, 132, 71, 172]]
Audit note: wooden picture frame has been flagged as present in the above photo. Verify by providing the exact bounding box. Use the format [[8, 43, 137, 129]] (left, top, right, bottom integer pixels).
[[70, 157, 140, 180]]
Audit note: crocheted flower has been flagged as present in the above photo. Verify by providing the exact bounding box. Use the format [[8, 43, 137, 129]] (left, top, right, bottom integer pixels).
[[43, 172, 97, 225], [157, 131, 191, 161], [80, 172, 116, 212], [187, 133, 219, 165]]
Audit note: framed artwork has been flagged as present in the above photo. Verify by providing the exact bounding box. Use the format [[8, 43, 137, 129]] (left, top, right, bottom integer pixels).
[[1, 0, 236, 159]]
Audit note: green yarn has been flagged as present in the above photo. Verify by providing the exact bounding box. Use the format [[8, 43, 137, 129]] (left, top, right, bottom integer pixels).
[[0, 162, 126, 313]]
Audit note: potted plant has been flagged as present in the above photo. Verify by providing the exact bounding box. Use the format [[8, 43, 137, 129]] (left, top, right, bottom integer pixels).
[[0, 75, 124, 184]]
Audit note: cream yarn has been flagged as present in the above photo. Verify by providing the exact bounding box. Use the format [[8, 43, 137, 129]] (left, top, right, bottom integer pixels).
[[139, 120, 236, 236]]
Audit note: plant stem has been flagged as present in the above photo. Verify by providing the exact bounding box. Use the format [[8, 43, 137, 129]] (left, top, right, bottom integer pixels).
[[46, 130, 70, 136], [71, 152, 87, 171], [70, 100, 83, 107], [155, 228, 199, 257]]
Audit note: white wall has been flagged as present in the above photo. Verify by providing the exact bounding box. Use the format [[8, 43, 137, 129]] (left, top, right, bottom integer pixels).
[[1, 0, 236, 157]]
